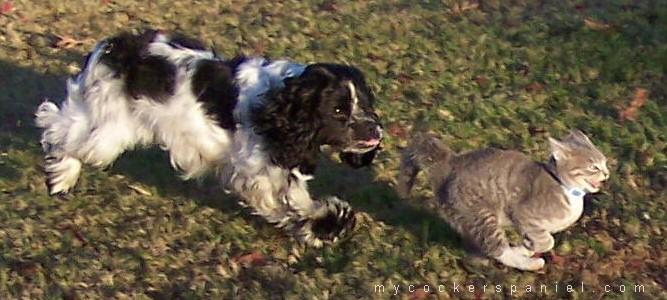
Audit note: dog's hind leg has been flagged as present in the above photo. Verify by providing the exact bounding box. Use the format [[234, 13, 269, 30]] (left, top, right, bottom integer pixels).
[[36, 80, 90, 195], [35, 77, 149, 194]]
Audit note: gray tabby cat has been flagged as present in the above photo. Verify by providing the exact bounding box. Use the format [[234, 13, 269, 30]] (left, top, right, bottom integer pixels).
[[398, 130, 609, 271]]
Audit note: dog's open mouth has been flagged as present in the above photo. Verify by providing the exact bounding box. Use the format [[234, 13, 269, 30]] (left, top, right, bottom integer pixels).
[[342, 138, 381, 154], [359, 138, 381, 147], [354, 138, 381, 151]]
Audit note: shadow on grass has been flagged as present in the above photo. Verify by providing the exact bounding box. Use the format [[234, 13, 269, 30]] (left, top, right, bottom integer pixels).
[[0, 60, 65, 148], [310, 155, 463, 247], [0, 58, 463, 256]]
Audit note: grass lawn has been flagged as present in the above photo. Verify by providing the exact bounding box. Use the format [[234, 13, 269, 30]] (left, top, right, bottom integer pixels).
[[0, 0, 665, 299]]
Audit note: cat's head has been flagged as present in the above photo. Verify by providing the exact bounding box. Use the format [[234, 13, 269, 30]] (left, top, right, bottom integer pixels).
[[549, 130, 609, 193]]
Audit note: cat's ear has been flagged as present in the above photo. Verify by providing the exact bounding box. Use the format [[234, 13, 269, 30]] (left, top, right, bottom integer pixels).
[[548, 137, 572, 161], [567, 130, 595, 147]]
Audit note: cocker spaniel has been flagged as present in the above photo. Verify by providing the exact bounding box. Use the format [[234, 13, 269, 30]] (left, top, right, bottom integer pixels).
[[35, 30, 383, 246]]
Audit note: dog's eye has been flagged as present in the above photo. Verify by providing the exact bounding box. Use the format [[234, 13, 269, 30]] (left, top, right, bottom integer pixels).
[[104, 42, 114, 55], [334, 108, 345, 115]]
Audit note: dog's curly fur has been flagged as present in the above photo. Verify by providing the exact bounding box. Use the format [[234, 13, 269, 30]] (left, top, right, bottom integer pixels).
[[35, 30, 383, 246]]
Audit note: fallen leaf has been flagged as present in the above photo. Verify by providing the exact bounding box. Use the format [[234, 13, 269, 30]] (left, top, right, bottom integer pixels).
[[366, 53, 385, 62], [0, 1, 14, 14], [474, 75, 490, 87], [232, 251, 266, 268], [320, 1, 337, 12], [525, 83, 546, 93], [397, 73, 414, 83], [54, 34, 95, 49], [618, 88, 649, 121], [549, 252, 567, 265], [388, 123, 408, 140], [128, 184, 152, 196], [583, 18, 613, 31], [544, 251, 567, 266], [251, 42, 267, 55], [58, 225, 88, 246], [450, 2, 479, 14], [624, 259, 645, 272], [474, 288, 485, 300], [410, 285, 433, 300]]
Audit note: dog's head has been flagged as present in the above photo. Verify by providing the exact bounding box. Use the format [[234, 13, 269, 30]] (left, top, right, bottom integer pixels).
[[254, 63, 383, 172]]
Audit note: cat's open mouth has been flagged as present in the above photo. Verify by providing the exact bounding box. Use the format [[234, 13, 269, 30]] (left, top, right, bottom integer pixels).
[[585, 179, 603, 191]]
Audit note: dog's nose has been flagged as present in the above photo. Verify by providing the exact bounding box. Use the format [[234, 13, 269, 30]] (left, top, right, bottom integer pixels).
[[374, 125, 384, 140], [369, 125, 382, 139], [351, 118, 383, 142]]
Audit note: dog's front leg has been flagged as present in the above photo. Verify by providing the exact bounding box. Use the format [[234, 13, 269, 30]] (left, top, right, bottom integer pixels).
[[231, 168, 356, 247]]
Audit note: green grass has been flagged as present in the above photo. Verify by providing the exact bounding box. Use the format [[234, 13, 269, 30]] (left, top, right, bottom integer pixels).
[[1, 0, 666, 299]]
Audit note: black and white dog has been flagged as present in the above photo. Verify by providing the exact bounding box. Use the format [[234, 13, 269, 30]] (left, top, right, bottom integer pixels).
[[35, 30, 383, 246]]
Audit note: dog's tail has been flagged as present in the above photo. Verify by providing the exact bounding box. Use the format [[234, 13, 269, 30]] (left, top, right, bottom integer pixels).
[[397, 133, 454, 198]]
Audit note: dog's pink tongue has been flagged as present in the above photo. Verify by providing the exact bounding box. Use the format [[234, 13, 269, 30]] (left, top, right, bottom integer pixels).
[[363, 138, 381, 146]]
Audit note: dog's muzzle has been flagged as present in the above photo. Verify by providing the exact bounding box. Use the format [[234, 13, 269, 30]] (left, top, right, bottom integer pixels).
[[344, 120, 383, 153]]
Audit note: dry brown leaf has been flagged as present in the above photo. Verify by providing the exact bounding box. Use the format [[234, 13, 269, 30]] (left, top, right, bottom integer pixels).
[[618, 88, 649, 121], [58, 225, 88, 246], [128, 184, 152, 196], [397, 73, 414, 83], [319, 1, 338, 12], [410, 284, 433, 300], [54, 34, 95, 49], [583, 18, 613, 31], [451, 2, 480, 14], [0, 1, 14, 14], [388, 123, 408, 140], [232, 251, 266, 268], [624, 259, 646, 272], [525, 83, 546, 93], [549, 252, 567, 266]]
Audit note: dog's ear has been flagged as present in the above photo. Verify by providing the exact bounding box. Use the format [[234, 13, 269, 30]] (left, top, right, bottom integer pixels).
[[252, 66, 337, 171], [282, 64, 337, 95], [339, 148, 379, 169]]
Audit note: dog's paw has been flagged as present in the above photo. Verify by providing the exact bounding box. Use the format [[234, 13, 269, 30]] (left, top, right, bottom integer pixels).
[[312, 196, 356, 241], [44, 155, 82, 195], [294, 196, 356, 247]]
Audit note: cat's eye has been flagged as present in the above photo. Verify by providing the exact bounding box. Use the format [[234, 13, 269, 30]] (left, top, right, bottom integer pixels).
[[334, 107, 346, 116], [588, 165, 600, 172]]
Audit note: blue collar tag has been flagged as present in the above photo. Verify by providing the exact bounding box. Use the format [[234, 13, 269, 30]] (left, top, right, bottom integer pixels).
[[562, 186, 586, 198], [570, 188, 585, 197]]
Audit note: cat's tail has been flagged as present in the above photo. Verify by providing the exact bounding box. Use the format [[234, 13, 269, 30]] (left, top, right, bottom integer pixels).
[[397, 133, 454, 198]]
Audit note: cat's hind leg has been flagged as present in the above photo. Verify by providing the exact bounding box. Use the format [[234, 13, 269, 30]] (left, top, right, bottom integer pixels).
[[448, 210, 544, 271]]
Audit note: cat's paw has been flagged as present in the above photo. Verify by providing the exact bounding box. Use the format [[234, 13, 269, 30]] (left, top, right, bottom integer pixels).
[[521, 257, 546, 271], [523, 232, 555, 253], [496, 247, 545, 271], [532, 236, 555, 253], [511, 246, 535, 257]]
